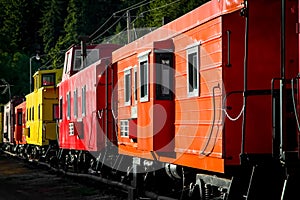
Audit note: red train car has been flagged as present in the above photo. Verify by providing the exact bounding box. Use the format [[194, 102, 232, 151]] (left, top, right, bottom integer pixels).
[[13, 101, 27, 155], [112, 0, 300, 199], [2, 97, 24, 150], [58, 43, 120, 168], [14, 101, 26, 145]]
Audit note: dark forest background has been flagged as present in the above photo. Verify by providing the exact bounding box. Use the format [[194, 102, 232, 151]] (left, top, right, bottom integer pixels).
[[0, 0, 208, 104]]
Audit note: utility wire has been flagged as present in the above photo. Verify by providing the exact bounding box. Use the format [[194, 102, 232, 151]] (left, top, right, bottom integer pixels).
[[91, 12, 127, 43], [131, 0, 182, 25], [89, 0, 152, 41], [91, 0, 183, 43], [114, 0, 149, 15]]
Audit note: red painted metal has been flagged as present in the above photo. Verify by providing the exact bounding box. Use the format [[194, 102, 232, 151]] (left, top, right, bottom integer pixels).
[[58, 44, 120, 152], [14, 101, 26, 145]]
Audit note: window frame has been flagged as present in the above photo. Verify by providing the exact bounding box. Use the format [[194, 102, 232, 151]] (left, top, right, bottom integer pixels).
[[41, 73, 56, 87], [120, 120, 129, 137], [59, 96, 63, 120], [155, 52, 174, 100], [186, 42, 200, 97], [82, 85, 86, 117], [124, 67, 132, 106], [133, 66, 138, 104], [38, 104, 41, 120], [74, 89, 78, 118], [53, 104, 59, 120], [138, 50, 151, 102], [17, 111, 22, 126], [73, 49, 100, 71], [67, 91, 71, 120]]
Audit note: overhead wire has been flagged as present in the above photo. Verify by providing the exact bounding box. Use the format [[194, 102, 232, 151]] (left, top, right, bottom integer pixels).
[[114, 0, 150, 15], [91, 0, 183, 43], [89, 0, 153, 42], [91, 12, 127, 43]]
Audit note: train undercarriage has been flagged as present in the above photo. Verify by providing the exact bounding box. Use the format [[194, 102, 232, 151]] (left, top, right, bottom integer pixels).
[[2, 142, 300, 200]]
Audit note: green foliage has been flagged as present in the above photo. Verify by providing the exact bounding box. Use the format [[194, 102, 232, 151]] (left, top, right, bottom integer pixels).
[[0, 0, 208, 103]]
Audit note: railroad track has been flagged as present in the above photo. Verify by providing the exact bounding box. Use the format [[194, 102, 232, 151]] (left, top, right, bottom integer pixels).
[[1, 150, 177, 200]]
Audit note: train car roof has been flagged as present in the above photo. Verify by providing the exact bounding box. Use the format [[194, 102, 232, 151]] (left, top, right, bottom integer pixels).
[[112, 0, 244, 62]]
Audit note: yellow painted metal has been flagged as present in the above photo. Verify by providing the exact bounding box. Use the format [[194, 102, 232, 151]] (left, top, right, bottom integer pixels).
[[25, 68, 62, 146]]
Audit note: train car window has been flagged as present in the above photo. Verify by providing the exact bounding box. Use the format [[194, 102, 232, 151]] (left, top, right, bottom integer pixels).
[[73, 49, 100, 71], [38, 104, 41, 120], [82, 85, 86, 117], [34, 76, 38, 90], [124, 68, 131, 106], [53, 104, 59, 120], [32, 107, 34, 120], [140, 61, 148, 102], [133, 66, 137, 103], [186, 43, 200, 97], [64, 52, 71, 74], [67, 92, 71, 120], [156, 53, 174, 100], [59, 97, 63, 120], [42, 73, 55, 86], [138, 50, 150, 102], [73, 50, 82, 71], [120, 120, 129, 137], [17, 112, 22, 126], [86, 49, 99, 66], [74, 89, 78, 118]]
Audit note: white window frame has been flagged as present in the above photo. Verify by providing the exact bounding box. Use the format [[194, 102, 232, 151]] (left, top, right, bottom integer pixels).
[[67, 91, 71, 120], [74, 89, 78, 118], [138, 50, 151, 102], [124, 67, 132, 106], [120, 120, 129, 137], [186, 42, 200, 97], [82, 85, 86, 117], [73, 49, 100, 71], [133, 65, 138, 104]]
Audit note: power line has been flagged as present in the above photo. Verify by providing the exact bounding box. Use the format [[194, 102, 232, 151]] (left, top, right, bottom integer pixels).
[[91, 12, 127, 43], [89, 0, 153, 41], [91, 0, 183, 43], [114, 0, 149, 15], [137, 0, 182, 19]]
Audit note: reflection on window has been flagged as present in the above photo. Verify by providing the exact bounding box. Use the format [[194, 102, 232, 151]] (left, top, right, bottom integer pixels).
[[187, 44, 200, 97], [17, 112, 22, 126], [82, 85, 86, 116], [74, 89, 78, 118], [38, 104, 41, 120], [67, 92, 71, 119], [134, 67, 137, 103], [32, 107, 34, 120], [140, 61, 148, 102], [53, 104, 59, 120], [156, 53, 173, 100], [124, 69, 131, 106], [59, 97, 63, 120], [42, 73, 55, 86], [73, 49, 99, 70]]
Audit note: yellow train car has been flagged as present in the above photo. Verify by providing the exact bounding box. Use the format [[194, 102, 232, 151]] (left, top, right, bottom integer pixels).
[[25, 68, 62, 157]]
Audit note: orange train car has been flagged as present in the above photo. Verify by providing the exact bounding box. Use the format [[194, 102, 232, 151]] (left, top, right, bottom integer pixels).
[[112, 0, 300, 199]]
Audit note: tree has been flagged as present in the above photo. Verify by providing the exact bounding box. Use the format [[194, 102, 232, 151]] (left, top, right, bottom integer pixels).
[[39, 0, 68, 54]]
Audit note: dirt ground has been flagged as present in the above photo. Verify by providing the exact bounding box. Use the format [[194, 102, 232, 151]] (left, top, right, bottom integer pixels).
[[0, 152, 127, 200]]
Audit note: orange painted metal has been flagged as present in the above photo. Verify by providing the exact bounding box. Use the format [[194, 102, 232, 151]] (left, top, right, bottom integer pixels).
[[113, 0, 244, 173]]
